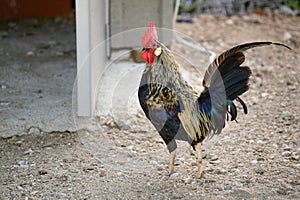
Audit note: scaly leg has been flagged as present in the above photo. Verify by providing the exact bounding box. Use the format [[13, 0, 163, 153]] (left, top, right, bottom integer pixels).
[[169, 148, 176, 175], [195, 142, 204, 178]]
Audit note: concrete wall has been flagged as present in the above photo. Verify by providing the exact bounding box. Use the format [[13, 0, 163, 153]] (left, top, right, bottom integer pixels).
[[110, 0, 173, 49]]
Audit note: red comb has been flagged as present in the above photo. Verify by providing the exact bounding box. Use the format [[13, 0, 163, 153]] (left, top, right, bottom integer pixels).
[[141, 22, 158, 48]]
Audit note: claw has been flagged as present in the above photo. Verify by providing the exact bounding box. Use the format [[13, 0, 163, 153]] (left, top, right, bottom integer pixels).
[[197, 167, 205, 179]]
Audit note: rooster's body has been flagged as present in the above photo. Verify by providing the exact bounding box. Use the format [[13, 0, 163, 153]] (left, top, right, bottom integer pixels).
[[138, 22, 290, 178]]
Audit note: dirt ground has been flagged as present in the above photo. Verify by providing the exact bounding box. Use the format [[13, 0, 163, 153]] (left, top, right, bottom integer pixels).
[[0, 17, 76, 137], [1, 12, 300, 199]]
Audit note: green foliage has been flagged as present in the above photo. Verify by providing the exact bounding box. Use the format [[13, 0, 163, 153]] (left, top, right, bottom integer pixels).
[[287, 0, 300, 11]]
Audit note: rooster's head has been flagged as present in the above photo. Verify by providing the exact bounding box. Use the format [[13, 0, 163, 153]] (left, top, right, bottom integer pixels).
[[141, 22, 161, 66]]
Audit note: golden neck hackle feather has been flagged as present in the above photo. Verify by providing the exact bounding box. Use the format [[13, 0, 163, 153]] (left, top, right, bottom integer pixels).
[[144, 43, 212, 141]]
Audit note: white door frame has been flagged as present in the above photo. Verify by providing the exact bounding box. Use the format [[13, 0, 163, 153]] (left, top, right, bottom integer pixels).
[[75, 0, 108, 116]]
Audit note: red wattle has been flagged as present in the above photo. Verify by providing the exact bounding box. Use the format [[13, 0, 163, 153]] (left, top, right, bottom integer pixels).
[[142, 49, 155, 66]]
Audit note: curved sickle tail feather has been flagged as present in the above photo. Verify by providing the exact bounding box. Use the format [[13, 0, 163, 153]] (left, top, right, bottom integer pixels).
[[198, 42, 291, 136]]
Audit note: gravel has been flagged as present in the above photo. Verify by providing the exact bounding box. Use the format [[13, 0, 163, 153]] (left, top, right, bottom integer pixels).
[[1, 12, 300, 199]]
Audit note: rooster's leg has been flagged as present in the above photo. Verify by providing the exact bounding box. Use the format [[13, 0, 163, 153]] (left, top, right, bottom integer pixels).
[[167, 140, 177, 175], [195, 142, 204, 178], [169, 149, 176, 175]]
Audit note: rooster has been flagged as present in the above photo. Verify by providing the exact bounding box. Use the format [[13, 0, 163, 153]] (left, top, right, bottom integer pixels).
[[138, 22, 290, 178]]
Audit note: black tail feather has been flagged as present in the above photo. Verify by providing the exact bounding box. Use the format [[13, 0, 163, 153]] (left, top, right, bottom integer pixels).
[[199, 41, 290, 135], [228, 102, 237, 121], [236, 97, 248, 114]]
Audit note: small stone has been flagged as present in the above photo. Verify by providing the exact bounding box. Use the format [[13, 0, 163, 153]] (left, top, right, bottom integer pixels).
[[251, 160, 257, 165], [17, 185, 24, 191], [226, 19, 234, 25], [1, 84, 7, 89], [55, 51, 64, 56], [282, 144, 292, 151], [283, 31, 292, 41], [0, 101, 10, 106], [116, 172, 123, 176], [257, 140, 265, 144], [233, 181, 243, 187], [38, 169, 48, 175], [15, 140, 23, 145], [282, 111, 294, 120], [277, 188, 288, 195], [215, 169, 226, 175], [286, 80, 293, 86], [224, 185, 232, 191], [99, 169, 106, 177], [170, 173, 179, 179], [282, 111, 292, 116], [26, 51, 35, 56], [120, 144, 126, 147], [104, 118, 117, 128], [261, 92, 268, 97], [184, 178, 192, 184], [288, 85, 296, 91], [23, 148, 34, 155], [255, 77, 262, 86], [149, 160, 159, 166], [117, 119, 131, 130], [292, 155, 299, 161], [205, 167, 214, 173], [16, 160, 28, 168], [10, 192, 16, 199], [257, 157, 265, 161], [255, 168, 265, 175], [260, 66, 274, 74], [282, 151, 292, 157], [277, 129, 283, 133], [178, 157, 185, 162], [210, 155, 218, 161], [237, 163, 244, 167], [28, 127, 41, 135], [83, 166, 95, 172], [209, 160, 221, 164], [127, 145, 134, 150], [30, 191, 38, 195], [230, 189, 251, 199], [57, 192, 67, 197], [242, 15, 251, 21]]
